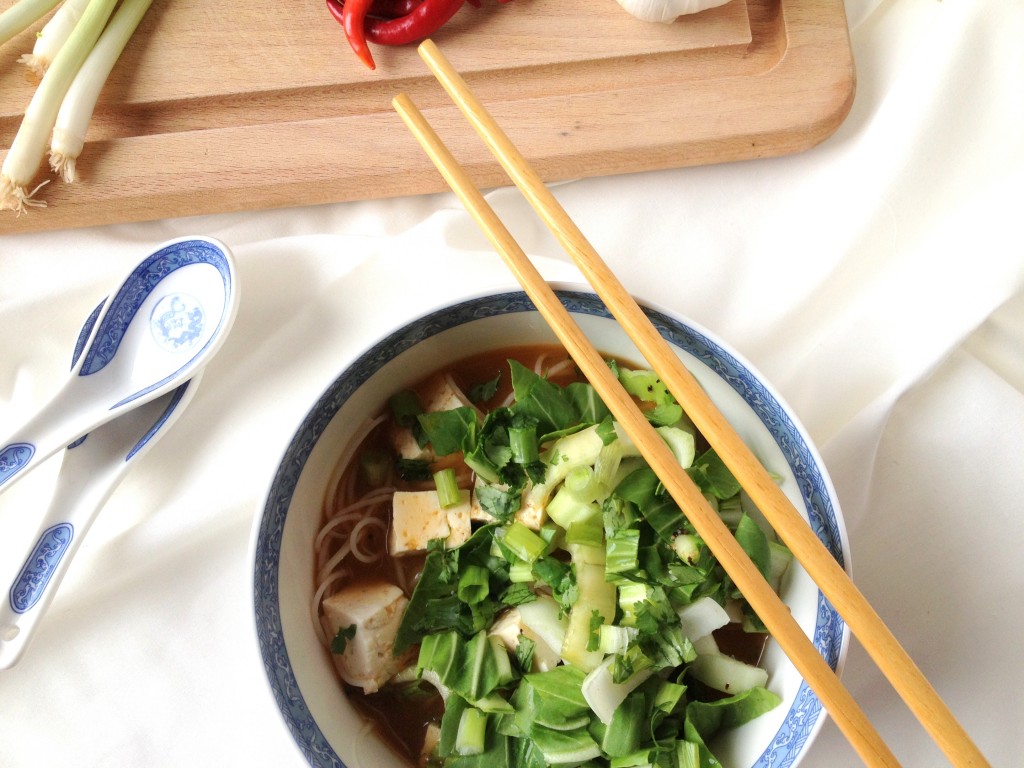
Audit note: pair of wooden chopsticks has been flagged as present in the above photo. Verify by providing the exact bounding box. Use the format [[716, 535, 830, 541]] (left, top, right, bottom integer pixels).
[[393, 39, 989, 768]]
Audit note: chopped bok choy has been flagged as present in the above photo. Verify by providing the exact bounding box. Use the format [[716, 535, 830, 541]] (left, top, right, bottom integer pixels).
[[382, 356, 793, 767], [0, 0, 154, 212]]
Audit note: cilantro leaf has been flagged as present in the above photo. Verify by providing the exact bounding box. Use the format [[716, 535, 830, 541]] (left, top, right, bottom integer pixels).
[[330, 624, 357, 655], [469, 371, 502, 404]]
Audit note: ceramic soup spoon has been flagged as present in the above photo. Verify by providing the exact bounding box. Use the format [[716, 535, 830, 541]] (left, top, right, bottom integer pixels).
[[0, 236, 238, 497], [0, 333, 202, 667]]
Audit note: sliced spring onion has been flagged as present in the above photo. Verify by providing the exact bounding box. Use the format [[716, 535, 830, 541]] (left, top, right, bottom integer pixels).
[[1, 0, 118, 212], [18, 0, 90, 75], [508, 558, 534, 583], [509, 424, 539, 464], [49, 0, 154, 182], [564, 463, 597, 497], [0, 0, 61, 47], [457, 564, 490, 606], [433, 467, 461, 508], [502, 522, 547, 563]]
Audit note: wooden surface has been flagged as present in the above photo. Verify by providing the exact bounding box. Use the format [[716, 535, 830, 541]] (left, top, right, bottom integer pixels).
[[0, 0, 854, 234]]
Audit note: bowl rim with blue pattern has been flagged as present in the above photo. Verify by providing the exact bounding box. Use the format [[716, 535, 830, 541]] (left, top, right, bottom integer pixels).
[[250, 282, 851, 768]]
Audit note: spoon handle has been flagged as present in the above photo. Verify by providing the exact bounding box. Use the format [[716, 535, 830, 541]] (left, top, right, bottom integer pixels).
[[0, 388, 105, 496], [0, 379, 198, 669], [0, 299, 108, 497]]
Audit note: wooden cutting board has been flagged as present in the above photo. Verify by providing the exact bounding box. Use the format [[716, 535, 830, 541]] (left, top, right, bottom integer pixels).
[[0, 0, 854, 234]]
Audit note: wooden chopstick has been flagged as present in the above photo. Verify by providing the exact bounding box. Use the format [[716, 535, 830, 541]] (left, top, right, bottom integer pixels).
[[395, 39, 991, 768], [391, 94, 898, 767]]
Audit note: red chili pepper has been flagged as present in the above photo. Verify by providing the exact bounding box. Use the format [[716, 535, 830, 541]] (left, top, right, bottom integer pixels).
[[364, 0, 465, 47], [327, 0, 509, 68], [368, 0, 423, 19], [326, 0, 377, 69]]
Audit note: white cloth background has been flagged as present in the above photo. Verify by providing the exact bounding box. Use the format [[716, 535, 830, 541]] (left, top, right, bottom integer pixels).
[[1, 0, 1022, 765]]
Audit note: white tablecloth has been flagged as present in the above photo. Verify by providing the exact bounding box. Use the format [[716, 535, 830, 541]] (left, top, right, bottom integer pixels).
[[1, 1, 1021, 765]]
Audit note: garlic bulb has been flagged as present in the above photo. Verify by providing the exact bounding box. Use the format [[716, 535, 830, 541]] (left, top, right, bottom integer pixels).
[[615, 0, 732, 24]]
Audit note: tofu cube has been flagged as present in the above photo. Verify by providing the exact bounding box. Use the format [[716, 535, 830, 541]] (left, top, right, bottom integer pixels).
[[389, 489, 472, 556], [389, 423, 434, 462], [470, 478, 547, 531], [322, 580, 413, 693]]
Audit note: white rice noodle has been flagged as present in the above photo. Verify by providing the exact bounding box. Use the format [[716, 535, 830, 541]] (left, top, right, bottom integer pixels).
[[322, 413, 388, 516], [318, 541, 354, 585], [545, 357, 575, 379], [348, 517, 388, 563], [311, 569, 349, 646], [315, 489, 396, 552]]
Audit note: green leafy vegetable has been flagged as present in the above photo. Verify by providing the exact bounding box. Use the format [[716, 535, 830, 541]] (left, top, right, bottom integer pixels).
[[330, 624, 356, 655], [366, 358, 787, 768]]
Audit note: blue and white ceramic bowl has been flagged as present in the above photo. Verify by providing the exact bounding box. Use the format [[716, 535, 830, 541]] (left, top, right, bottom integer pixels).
[[250, 284, 851, 768]]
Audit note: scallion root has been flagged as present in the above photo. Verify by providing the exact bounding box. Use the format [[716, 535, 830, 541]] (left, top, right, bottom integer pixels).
[[0, 177, 50, 214], [49, 151, 78, 183], [16, 0, 92, 77]]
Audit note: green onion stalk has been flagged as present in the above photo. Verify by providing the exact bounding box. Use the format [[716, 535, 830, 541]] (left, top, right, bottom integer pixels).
[[17, 0, 91, 76], [50, 0, 154, 182], [1, 0, 117, 212], [0, 0, 62, 47]]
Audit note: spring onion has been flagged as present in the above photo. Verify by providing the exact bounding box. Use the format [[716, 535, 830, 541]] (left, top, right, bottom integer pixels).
[[433, 467, 461, 509], [456, 564, 490, 606], [509, 424, 539, 465], [1, 0, 117, 212], [508, 558, 534, 583], [17, 0, 90, 75], [614, 0, 731, 24], [50, 0, 154, 182], [502, 522, 547, 563], [0, 0, 61, 47], [384, 359, 792, 766]]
